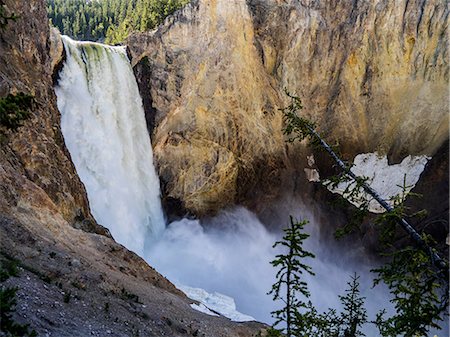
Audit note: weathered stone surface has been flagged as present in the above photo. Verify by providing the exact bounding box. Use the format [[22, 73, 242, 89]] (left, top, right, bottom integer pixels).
[[49, 26, 66, 83], [259, 0, 449, 160], [0, 0, 106, 234], [0, 183, 265, 337], [49, 27, 63, 73], [128, 0, 288, 216], [0, 1, 266, 335], [127, 0, 448, 217]]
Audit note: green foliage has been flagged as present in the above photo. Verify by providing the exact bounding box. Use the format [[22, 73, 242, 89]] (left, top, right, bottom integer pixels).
[[282, 91, 373, 239], [330, 175, 371, 239], [0, 93, 33, 133], [0, 1, 18, 30], [338, 274, 368, 337], [282, 90, 342, 157], [282, 91, 316, 145], [264, 327, 283, 337], [0, 258, 19, 282], [368, 175, 448, 337], [372, 240, 449, 337], [374, 176, 428, 248], [0, 254, 37, 336], [292, 274, 367, 337], [268, 221, 370, 337], [294, 301, 340, 336], [270, 227, 447, 336], [268, 216, 315, 337], [47, 0, 190, 44], [278, 92, 449, 336], [120, 287, 141, 303], [0, 287, 38, 336]]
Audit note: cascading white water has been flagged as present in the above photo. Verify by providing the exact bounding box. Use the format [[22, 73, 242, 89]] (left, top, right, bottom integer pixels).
[[53, 35, 389, 327], [53, 36, 447, 336], [55, 36, 165, 256], [54, 35, 261, 322]]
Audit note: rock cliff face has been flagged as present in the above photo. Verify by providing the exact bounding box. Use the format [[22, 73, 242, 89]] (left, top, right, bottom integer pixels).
[[0, 0, 103, 234], [253, 0, 448, 160], [129, 0, 288, 217], [0, 1, 265, 335], [127, 0, 448, 217]]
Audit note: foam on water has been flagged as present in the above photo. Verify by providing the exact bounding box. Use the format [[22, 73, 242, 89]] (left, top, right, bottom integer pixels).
[[55, 36, 165, 256], [55, 37, 447, 335]]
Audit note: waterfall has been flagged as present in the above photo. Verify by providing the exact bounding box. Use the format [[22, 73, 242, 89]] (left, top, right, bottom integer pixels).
[[55, 36, 165, 256]]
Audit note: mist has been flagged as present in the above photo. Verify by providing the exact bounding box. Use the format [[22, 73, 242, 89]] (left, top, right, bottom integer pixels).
[[54, 32, 447, 337], [144, 205, 399, 335]]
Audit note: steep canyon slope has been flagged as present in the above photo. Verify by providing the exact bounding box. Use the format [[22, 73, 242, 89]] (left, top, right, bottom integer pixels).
[[127, 0, 448, 217], [0, 0, 448, 334], [0, 1, 264, 335]]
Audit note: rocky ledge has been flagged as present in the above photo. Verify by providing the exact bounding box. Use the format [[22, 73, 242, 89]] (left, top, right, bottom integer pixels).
[[0, 1, 265, 335], [127, 0, 448, 218]]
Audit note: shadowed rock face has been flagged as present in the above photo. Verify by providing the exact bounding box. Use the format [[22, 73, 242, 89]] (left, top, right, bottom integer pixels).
[[0, 0, 105, 234], [256, 0, 449, 161], [0, 2, 266, 335], [128, 0, 288, 217], [127, 0, 448, 217]]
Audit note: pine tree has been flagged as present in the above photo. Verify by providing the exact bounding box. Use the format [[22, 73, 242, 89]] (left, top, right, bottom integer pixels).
[[269, 216, 315, 337], [47, 0, 191, 43], [339, 274, 367, 337], [279, 92, 449, 336]]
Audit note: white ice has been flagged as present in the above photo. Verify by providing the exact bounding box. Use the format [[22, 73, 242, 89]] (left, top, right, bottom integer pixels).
[[178, 284, 255, 321], [326, 152, 429, 213]]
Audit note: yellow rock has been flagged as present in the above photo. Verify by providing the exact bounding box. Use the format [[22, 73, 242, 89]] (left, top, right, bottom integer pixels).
[[127, 0, 448, 216]]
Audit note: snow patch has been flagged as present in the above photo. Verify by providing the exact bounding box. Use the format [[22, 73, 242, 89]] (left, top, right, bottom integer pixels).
[[326, 152, 430, 213], [178, 284, 255, 322]]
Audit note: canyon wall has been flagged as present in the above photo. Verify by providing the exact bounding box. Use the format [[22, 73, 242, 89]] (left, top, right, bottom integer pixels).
[[0, 0, 104, 234], [128, 0, 288, 216], [127, 0, 448, 217], [0, 1, 264, 335], [263, 0, 448, 160]]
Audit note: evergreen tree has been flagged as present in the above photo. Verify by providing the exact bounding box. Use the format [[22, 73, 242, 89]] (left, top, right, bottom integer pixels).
[[339, 274, 367, 337], [0, 93, 33, 132], [268, 216, 315, 337], [277, 92, 449, 336], [373, 242, 448, 337], [47, 0, 190, 43], [292, 274, 367, 337]]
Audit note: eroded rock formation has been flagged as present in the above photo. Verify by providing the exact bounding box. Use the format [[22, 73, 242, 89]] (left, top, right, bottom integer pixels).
[[127, 0, 448, 217], [0, 3, 109, 237], [0, 1, 265, 335], [128, 0, 288, 216]]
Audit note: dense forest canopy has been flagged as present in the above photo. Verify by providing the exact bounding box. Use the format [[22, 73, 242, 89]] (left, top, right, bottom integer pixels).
[[47, 0, 190, 44]]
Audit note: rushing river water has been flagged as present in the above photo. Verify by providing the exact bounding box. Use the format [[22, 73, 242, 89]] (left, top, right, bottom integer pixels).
[[54, 36, 447, 335]]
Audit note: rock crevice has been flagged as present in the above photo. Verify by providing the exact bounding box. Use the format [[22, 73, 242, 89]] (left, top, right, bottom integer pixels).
[[127, 0, 448, 216]]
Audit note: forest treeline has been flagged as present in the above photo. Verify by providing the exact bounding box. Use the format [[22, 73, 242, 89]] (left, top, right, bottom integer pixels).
[[47, 0, 190, 44]]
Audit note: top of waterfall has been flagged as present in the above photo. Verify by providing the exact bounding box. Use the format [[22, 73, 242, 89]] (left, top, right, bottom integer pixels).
[[61, 35, 127, 54]]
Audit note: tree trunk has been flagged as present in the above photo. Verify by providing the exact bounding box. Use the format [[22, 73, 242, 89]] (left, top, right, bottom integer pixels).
[[286, 245, 292, 337], [305, 125, 447, 273]]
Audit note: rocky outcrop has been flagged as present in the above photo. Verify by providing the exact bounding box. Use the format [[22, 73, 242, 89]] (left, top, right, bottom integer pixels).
[[128, 0, 288, 217], [0, 0, 103, 234], [0, 198, 265, 337], [0, 1, 265, 335], [127, 0, 448, 217], [249, 0, 448, 161]]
